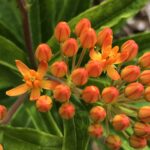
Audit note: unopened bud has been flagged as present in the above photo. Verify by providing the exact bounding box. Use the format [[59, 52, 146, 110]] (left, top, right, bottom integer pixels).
[[53, 84, 71, 102], [139, 52, 150, 68], [97, 27, 113, 47], [121, 65, 140, 82], [75, 18, 91, 37], [0, 145, 3, 150], [80, 28, 97, 49], [50, 61, 68, 77], [138, 106, 150, 123], [133, 122, 150, 137], [59, 103, 75, 119], [36, 95, 52, 112], [82, 86, 100, 103], [112, 114, 130, 131], [62, 38, 78, 57], [88, 124, 103, 138], [129, 135, 147, 148], [144, 86, 150, 102], [86, 60, 103, 77], [54, 22, 70, 42], [121, 40, 138, 61], [0, 105, 7, 120], [139, 70, 150, 85], [90, 106, 106, 122], [105, 135, 121, 150], [35, 44, 52, 62], [102, 87, 119, 103], [124, 82, 144, 99], [71, 68, 88, 85]]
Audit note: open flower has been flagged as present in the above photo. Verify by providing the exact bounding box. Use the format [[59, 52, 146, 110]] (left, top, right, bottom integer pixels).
[[6, 60, 58, 100]]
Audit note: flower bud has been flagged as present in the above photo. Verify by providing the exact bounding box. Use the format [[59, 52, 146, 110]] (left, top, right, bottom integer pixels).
[[80, 28, 97, 49], [102, 87, 119, 103], [112, 114, 130, 131], [124, 82, 144, 99], [0, 105, 7, 120], [90, 106, 106, 122], [139, 70, 150, 85], [88, 124, 103, 138], [82, 86, 100, 103], [97, 27, 113, 47], [0, 145, 3, 150], [54, 22, 70, 42], [50, 61, 68, 77], [133, 122, 150, 137], [71, 68, 88, 85], [53, 84, 71, 102], [75, 18, 91, 37], [35, 44, 52, 62], [62, 38, 78, 57], [36, 95, 52, 112], [129, 135, 147, 148], [121, 40, 138, 61], [144, 86, 150, 102], [138, 106, 150, 123], [59, 103, 75, 119], [105, 135, 121, 150], [139, 52, 150, 68], [121, 65, 140, 82], [86, 60, 103, 77]]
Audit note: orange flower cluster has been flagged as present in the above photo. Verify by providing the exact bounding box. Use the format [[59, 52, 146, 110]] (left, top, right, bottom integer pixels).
[[4, 18, 150, 149]]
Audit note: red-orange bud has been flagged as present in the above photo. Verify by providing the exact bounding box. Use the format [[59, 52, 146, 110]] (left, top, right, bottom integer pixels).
[[88, 124, 103, 138], [86, 60, 103, 77], [112, 114, 130, 131], [54, 22, 70, 42], [59, 103, 75, 119], [80, 28, 97, 49], [121, 40, 138, 61], [129, 135, 147, 148], [82, 86, 100, 103], [138, 106, 150, 123], [53, 84, 71, 103], [90, 106, 106, 122], [133, 122, 150, 137], [102, 87, 119, 103], [50, 61, 68, 77], [71, 68, 88, 85], [124, 82, 144, 99], [35, 44, 52, 62], [105, 135, 122, 150], [62, 38, 78, 57], [36, 95, 52, 112], [75, 18, 91, 37], [121, 65, 140, 82], [139, 52, 150, 68], [144, 86, 150, 102], [0, 145, 3, 150], [97, 27, 113, 47], [139, 70, 150, 85], [0, 105, 7, 120]]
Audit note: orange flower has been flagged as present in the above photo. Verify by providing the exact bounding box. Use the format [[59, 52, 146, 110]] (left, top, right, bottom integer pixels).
[[90, 45, 128, 80], [6, 60, 58, 100]]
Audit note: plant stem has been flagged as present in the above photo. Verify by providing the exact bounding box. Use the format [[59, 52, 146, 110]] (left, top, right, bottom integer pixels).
[[0, 94, 26, 124], [17, 0, 37, 69]]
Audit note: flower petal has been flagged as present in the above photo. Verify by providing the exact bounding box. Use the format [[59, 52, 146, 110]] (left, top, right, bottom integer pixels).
[[15, 60, 30, 76], [37, 61, 48, 79], [30, 88, 40, 100], [41, 80, 59, 90], [6, 84, 29, 96], [107, 65, 120, 80], [89, 49, 102, 61], [115, 51, 128, 64]]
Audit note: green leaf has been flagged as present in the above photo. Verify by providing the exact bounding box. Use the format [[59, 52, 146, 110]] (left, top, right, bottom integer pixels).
[[113, 32, 150, 56], [0, 126, 62, 150]]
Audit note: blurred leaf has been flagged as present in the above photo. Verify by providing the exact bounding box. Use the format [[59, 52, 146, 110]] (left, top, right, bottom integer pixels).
[[0, 126, 62, 150], [114, 32, 150, 56]]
